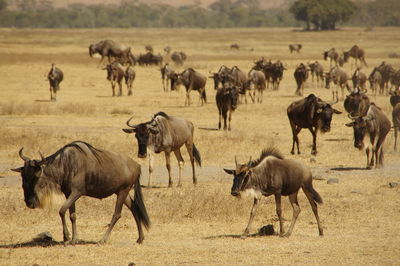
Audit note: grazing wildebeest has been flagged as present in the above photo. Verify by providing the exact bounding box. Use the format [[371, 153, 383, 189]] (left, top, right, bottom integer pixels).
[[389, 89, 400, 150], [351, 68, 367, 91], [209, 65, 231, 90], [171, 51, 187, 66], [137, 52, 163, 66], [343, 45, 368, 68], [289, 44, 302, 53], [294, 63, 309, 96], [230, 43, 239, 50], [216, 83, 239, 130], [11, 141, 150, 245], [223, 147, 323, 238], [125, 65, 135, 96], [346, 103, 391, 169], [104, 62, 125, 96], [344, 88, 370, 116], [47, 63, 63, 101], [171, 68, 207, 106], [376, 61, 396, 91], [325, 66, 351, 101], [287, 94, 342, 155], [122, 112, 201, 187], [247, 69, 266, 103], [89, 40, 134, 66], [307, 61, 324, 87], [323, 48, 339, 67], [368, 67, 384, 96], [160, 63, 175, 92]]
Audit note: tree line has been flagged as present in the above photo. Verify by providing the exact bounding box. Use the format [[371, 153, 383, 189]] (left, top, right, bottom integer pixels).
[[0, 0, 399, 29]]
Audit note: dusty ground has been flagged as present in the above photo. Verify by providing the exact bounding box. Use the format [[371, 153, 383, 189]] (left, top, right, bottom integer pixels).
[[0, 27, 399, 265]]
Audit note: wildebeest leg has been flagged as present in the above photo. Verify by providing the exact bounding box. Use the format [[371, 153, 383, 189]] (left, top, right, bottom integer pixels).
[[366, 147, 371, 169], [99, 188, 129, 244], [165, 151, 173, 187], [228, 109, 233, 131], [275, 193, 285, 236], [118, 81, 122, 96], [69, 203, 78, 245], [148, 153, 153, 187], [308, 127, 317, 155], [282, 192, 300, 237], [394, 127, 398, 151], [290, 122, 301, 154], [59, 191, 81, 243], [222, 110, 228, 130], [241, 198, 259, 238], [302, 187, 323, 236], [185, 89, 191, 106], [111, 82, 115, 97], [174, 149, 184, 187], [184, 142, 197, 185], [124, 194, 145, 244], [218, 108, 222, 130]]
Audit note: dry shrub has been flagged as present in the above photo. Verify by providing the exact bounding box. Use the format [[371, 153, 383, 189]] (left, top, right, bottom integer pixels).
[[110, 107, 132, 115], [0, 101, 98, 116]]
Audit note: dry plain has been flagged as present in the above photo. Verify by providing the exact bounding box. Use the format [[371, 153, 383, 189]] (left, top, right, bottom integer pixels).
[[0, 27, 399, 265]]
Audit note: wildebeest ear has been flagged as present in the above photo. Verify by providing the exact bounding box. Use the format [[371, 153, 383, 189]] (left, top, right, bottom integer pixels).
[[122, 128, 135, 134], [345, 122, 354, 127], [333, 109, 342, 114], [223, 168, 235, 175], [11, 167, 23, 173]]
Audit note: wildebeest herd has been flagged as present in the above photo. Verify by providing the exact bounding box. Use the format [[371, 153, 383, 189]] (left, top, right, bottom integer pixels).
[[14, 38, 400, 247]]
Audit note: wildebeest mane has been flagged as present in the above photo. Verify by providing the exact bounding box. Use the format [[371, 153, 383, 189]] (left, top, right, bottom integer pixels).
[[249, 146, 284, 167], [45, 141, 103, 165], [153, 111, 169, 119]]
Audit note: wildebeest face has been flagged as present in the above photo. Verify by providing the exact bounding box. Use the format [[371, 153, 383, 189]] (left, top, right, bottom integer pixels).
[[346, 117, 368, 149], [225, 87, 239, 110], [224, 164, 251, 198], [123, 124, 150, 158], [324, 73, 332, 89], [343, 52, 350, 62], [318, 104, 342, 133]]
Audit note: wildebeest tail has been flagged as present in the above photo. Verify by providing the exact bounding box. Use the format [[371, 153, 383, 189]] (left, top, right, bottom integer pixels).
[[192, 144, 202, 167], [133, 175, 151, 230], [362, 58, 368, 67], [303, 182, 323, 204]]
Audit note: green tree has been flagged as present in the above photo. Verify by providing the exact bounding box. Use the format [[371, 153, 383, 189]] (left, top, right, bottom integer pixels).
[[0, 0, 7, 11]]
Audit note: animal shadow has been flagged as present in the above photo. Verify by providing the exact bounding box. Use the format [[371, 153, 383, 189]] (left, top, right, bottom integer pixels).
[[0, 239, 97, 249], [34, 99, 52, 103], [330, 167, 369, 171], [204, 232, 276, 240], [198, 127, 219, 131]]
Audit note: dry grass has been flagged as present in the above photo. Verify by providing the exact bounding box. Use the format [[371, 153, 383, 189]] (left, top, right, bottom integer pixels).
[[0, 27, 400, 265]]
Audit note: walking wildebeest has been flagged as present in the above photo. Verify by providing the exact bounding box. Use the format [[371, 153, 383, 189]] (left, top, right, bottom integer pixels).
[[289, 44, 302, 53], [247, 69, 266, 103], [390, 69, 400, 91], [368, 67, 384, 96], [287, 94, 342, 155], [351, 68, 367, 91], [343, 45, 368, 68], [47, 63, 63, 101], [325, 66, 351, 101], [323, 48, 339, 67], [230, 43, 239, 50], [171, 51, 187, 66], [125, 65, 136, 96], [104, 62, 125, 96], [294, 63, 309, 96], [344, 88, 370, 116], [346, 103, 391, 168], [137, 52, 163, 66], [223, 147, 323, 238], [89, 40, 134, 66], [389, 89, 400, 150], [11, 141, 150, 245], [160, 63, 175, 92], [171, 68, 207, 106], [307, 61, 324, 87], [216, 83, 239, 130], [226, 66, 250, 103], [209, 65, 231, 90], [376, 61, 396, 92], [270, 60, 285, 90], [122, 112, 201, 187]]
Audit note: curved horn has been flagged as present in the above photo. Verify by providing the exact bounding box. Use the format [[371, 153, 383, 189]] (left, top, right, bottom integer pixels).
[[234, 156, 238, 167], [126, 116, 137, 128], [18, 148, 30, 162], [348, 113, 359, 120], [247, 156, 252, 166], [38, 151, 45, 161], [327, 98, 339, 106]]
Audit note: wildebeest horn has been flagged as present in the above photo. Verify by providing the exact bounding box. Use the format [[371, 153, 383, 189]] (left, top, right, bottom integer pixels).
[[38, 151, 45, 161], [327, 98, 339, 106], [234, 156, 238, 167], [247, 157, 252, 166], [348, 113, 358, 120], [126, 116, 138, 128], [18, 148, 30, 162]]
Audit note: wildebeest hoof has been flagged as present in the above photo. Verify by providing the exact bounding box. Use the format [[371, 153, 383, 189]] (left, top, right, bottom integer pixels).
[[97, 239, 106, 245], [177, 183, 182, 187], [291, 151, 295, 155], [311, 151, 317, 156], [136, 237, 144, 244]]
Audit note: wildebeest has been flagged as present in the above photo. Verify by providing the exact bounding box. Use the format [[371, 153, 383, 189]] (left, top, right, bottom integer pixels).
[[137, 52, 163, 66], [11, 141, 150, 245], [307, 61, 324, 87], [325, 66, 351, 101], [344, 88, 370, 116], [160, 63, 175, 92], [171, 68, 207, 106], [346, 103, 391, 168], [294, 63, 309, 96], [223, 147, 323, 238], [47, 63, 63, 101], [351, 68, 367, 91], [289, 44, 302, 53], [171, 51, 187, 66], [287, 94, 342, 155], [368, 67, 384, 96], [122, 112, 201, 187], [216, 83, 239, 130], [389, 89, 400, 150], [164, 46, 171, 55], [230, 43, 239, 50], [390, 69, 400, 90], [343, 45, 368, 68], [209, 65, 231, 90], [145, 44, 153, 53], [89, 40, 134, 66], [323, 48, 339, 67], [376, 61, 396, 91], [270, 60, 285, 90], [125, 65, 136, 96], [226, 66, 250, 103], [104, 62, 125, 96], [247, 69, 266, 103]]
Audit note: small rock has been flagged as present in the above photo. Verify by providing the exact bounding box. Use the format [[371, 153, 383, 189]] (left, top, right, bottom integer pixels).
[[351, 190, 360, 194], [389, 182, 399, 188], [310, 158, 316, 163], [313, 175, 325, 181], [327, 178, 339, 184], [258, 224, 275, 236], [33, 232, 53, 242]]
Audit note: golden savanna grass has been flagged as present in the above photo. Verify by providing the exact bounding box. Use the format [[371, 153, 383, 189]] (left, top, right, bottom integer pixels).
[[0, 27, 400, 265]]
